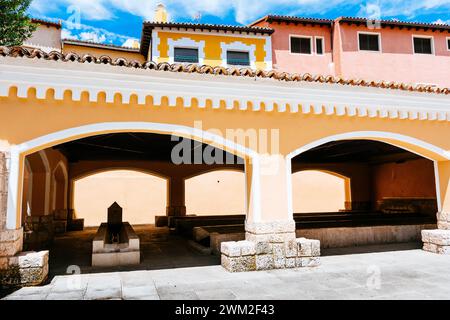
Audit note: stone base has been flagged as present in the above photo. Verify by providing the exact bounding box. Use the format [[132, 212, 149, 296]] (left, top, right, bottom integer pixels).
[[166, 205, 186, 217], [92, 251, 140, 267], [0, 251, 49, 287], [221, 238, 320, 272], [422, 229, 450, 255]]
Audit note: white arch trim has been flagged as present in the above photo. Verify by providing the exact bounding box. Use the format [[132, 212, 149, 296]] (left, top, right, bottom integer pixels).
[[285, 131, 450, 219], [6, 122, 259, 229], [286, 131, 450, 161]]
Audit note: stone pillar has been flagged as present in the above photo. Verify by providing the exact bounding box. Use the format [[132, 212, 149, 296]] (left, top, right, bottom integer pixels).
[[166, 176, 186, 217], [0, 152, 49, 286], [221, 155, 320, 272], [422, 160, 450, 254]]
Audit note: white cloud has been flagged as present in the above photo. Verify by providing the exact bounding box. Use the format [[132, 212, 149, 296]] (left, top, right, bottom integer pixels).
[[29, 0, 450, 25], [122, 38, 140, 48], [79, 31, 107, 42], [434, 18, 450, 24]]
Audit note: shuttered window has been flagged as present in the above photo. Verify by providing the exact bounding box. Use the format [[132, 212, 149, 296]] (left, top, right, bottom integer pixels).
[[290, 37, 312, 54], [359, 33, 380, 51], [174, 47, 199, 63], [316, 38, 324, 55], [413, 37, 433, 54], [227, 51, 250, 66]]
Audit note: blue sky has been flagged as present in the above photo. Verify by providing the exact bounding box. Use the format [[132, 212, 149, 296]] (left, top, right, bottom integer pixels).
[[28, 0, 450, 47]]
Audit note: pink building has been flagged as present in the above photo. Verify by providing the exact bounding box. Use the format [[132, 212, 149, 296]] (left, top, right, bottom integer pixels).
[[251, 15, 450, 88]]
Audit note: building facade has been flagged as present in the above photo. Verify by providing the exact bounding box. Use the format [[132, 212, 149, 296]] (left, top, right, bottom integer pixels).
[[0, 6, 449, 286]]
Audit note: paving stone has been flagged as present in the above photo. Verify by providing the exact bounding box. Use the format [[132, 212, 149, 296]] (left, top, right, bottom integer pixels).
[[122, 285, 158, 299], [196, 288, 237, 300]]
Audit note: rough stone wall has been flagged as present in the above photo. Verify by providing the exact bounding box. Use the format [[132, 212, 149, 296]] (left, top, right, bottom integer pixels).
[[221, 237, 320, 272], [422, 229, 450, 255]]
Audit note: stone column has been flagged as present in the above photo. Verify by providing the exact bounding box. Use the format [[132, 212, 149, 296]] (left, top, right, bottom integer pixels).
[[221, 155, 320, 272], [422, 160, 450, 254], [0, 152, 49, 286]]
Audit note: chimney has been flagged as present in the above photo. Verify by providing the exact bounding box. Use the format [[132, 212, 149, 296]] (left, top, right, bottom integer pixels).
[[154, 3, 169, 23]]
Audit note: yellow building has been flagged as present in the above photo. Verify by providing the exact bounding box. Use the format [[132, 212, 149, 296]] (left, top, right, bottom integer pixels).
[[0, 5, 449, 286]]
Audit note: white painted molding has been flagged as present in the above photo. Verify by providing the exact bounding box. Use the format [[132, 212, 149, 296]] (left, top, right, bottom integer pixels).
[[220, 41, 257, 69], [167, 37, 206, 65], [0, 57, 449, 122]]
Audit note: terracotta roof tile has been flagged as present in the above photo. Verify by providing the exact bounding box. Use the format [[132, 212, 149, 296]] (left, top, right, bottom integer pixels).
[[0, 46, 448, 95]]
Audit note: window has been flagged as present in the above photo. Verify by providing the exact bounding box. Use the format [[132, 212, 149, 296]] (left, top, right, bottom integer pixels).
[[447, 38, 450, 51], [358, 33, 380, 51], [290, 36, 312, 54], [227, 51, 250, 66], [413, 37, 433, 54], [315, 37, 324, 55], [174, 47, 199, 63]]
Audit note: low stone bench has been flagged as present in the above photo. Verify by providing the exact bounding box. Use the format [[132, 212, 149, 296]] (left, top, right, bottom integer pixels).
[[221, 238, 320, 272]]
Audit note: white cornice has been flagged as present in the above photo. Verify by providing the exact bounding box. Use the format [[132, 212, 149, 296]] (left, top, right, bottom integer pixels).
[[0, 57, 449, 121]]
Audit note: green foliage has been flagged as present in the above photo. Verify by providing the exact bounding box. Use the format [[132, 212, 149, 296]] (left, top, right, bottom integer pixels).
[[0, 0, 37, 46]]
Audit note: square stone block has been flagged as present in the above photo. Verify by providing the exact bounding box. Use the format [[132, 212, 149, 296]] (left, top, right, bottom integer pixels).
[[255, 241, 272, 255], [438, 221, 450, 230], [256, 254, 274, 271], [284, 240, 298, 258], [422, 229, 450, 246], [221, 255, 256, 272], [221, 241, 241, 257], [238, 241, 256, 256], [285, 257, 296, 268], [297, 238, 312, 257], [272, 243, 285, 257], [311, 239, 321, 256], [273, 256, 285, 269]]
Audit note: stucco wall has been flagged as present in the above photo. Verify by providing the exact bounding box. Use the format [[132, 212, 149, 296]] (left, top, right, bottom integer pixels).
[[63, 44, 146, 63], [253, 21, 334, 75], [185, 170, 245, 215], [337, 24, 450, 87], [372, 158, 436, 201], [23, 24, 61, 52], [73, 170, 167, 226], [292, 170, 346, 212]]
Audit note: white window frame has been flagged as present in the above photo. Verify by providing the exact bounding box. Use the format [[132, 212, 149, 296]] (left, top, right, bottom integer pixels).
[[220, 41, 256, 69], [446, 37, 450, 51], [168, 37, 205, 64], [225, 49, 251, 67], [314, 36, 325, 56], [357, 31, 382, 53], [412, 35, 435, 55], [289, 35, 313, 56]]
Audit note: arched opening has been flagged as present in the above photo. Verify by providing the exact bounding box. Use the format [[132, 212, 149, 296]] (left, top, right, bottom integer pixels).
[[11, 124, 250, 278], [292, 170, 348, 213], [290, 137, 439, 254], [185, 170, 245, 216], [73, 169, 167, 226]]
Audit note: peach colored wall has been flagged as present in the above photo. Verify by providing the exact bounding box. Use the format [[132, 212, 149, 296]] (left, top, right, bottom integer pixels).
[[337, 23, 450, 87], [372, 158, 436, 201], [73, 170, 167, 226], [292, 170, 346, 212], [63, 44, 146, 63], [255, 21, 334, 75], [185, 170, 245, 215]]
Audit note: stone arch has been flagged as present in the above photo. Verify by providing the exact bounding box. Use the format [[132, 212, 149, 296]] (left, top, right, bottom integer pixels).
[[286, 131, 450, 217], [6, 122, 257, 229]]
